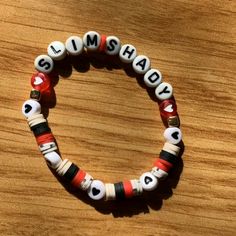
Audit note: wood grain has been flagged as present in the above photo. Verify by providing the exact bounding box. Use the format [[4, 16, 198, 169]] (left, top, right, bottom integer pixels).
[[0, 0, 235, 235]]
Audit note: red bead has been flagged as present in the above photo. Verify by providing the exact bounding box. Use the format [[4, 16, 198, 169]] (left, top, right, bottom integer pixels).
[[159, 99, 177, 118], [123, 180, 133, 198], [71, 169, 86, 187], [31, 72, 51, 92], [154, 158, 172, 172], [99, 35, 107, 52], [36, 132, 55, 145]]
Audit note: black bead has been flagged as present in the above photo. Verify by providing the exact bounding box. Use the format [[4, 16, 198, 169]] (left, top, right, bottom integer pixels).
[[160, 150, 178, 165], [63, 163, 79, 181], [114, 182, 125, 200], [31, 122, 51, 137]]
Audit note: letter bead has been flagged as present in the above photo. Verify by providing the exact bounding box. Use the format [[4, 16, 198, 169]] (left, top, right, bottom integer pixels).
[[47, 41, 67, 61], [34, 55, 54, 74], [144, 69, 162, 87], [140, 172, 158, 191], [44, 151, 62, 169], [22, 99, 41, 118], [119, 44, 137, 63], [155, 82, 173, 100], [87, 180, 105, 200], [132, 55, 151, 74], [65, 36, 84, 56], [163, 127, 182, 144], [105, 36, 121, 55], [83, 31, 101, 51]]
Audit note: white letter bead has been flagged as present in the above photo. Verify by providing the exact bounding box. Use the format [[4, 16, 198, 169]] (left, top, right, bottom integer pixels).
[[105, 36, 121, 55], [132, 55, 151, 74], [105, 183, 116, 201], [163, 142, 180, 156], [155, 82, 173, 100], [164, 127, 182, 145], [47, 41, 67, 61], [34, 55, 54, 74], [44, 151, 62, 169], [83, 31, 101, 51], [22, 99, 41, 118], [151, 167, 168, 180], [65, 36, 84, 56], [119, 44, 137, 63], [87, 180, 106, 200], [144, 69, 162, 87], [140, 172, 158, 191]]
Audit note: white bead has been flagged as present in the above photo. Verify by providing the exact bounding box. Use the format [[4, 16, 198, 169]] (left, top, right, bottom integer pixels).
[[144, 69, 162, 87], [80, 173, 93, 191], [47, 41, 67, 61], [34, 55, 54, 74], [151, 167, 168, 180], [27, 114, 45, 127], [56, 159, 69, 175], [87, 180, 105, 200], [22, 99, 41, 118], [44, 151, 62, 169], [105, 183, 116, 201], [155, 82, 173, 100], [140, 172, 158, 191], [105, 36, 121, 55], [39, 142, 57, 155], [65, 36, 84, 56], [164, 127, 182, 145], [130, 179, 143, 196], [163, 142, 180, 156], [83, 31, 101, 51], [119, 44, 137, 63], [132, 55, 151, 74]]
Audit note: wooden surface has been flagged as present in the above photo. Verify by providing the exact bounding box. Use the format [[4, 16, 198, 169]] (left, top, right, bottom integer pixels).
[[0, 0, 235, 235]]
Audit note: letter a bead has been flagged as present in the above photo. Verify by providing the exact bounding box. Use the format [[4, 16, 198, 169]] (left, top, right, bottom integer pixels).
[[132, 55, 151, 74]]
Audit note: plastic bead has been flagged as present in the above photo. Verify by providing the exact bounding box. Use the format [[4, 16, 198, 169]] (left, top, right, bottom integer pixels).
[[22, 99, 41, 118], [139, 172, 158, 191], [87, 180, 105, 200], [36, 132, 55, 145], [155, 82, 173, 100], [130, 179, 143, 196], [154, 159, 172, 172], [163, 127, 182, 144], [119, 44, 137, 63], [30, 122, 51, 137], [44, 151, 62, 169], [71, 169, 86, 188], [47, 41, 67, 61], [65, 36, 84, 56], [159, 99, 177, 118], [105, 183, 116, 201], [123, 180, 134, 198], [31, 72, 51, 93], [27, 114, 46, 128], [98, 35, 107, 52], [34, 55, 54, 74], [39, 141, 57, 155], [83, 31, 101, 51], [132, 55, 151, 74], [151, 167, 168, 180], [114, 182, 126, 200], [144, 69, 162, 88], [56, 159, 71, 176], [30, 89, 41, 101], [160, 150, 178, 165], [163, 142, 180, 156], [80, 173, 93, 191], [105, 36, 121, 55], [63, 163, 79, 182]]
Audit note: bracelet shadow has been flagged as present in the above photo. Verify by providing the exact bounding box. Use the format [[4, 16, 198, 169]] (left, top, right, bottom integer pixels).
[[42, 51, 185, 217]]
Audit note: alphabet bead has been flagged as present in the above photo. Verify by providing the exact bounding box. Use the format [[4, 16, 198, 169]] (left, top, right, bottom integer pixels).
[[47, 41, 67, 61], [31, 72, 51, 93], [22, 99, 41, 118], [65, 36, 84, 56], [83, 31, 101, 51], [105, 36, 121, 55], [151, 167, 168, 180], [119, 44, 137, 63], [34, 55, 54, 74], [44, 151, 62, 169], [87, 180, 105, 200], [144, 69, 162, 88], [164, 127, 182, 144], [105, 183, 116, 201], [155, 82, 173, 100], [132, 55, 151, 74], [140, 172, 158, 191]]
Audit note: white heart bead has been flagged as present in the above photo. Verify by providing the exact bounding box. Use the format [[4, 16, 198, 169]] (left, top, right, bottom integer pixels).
[[22, 99, 41, 118], [44, 151, 62, 169], [83, 31, 101, 51], [87, 180, 105, 200], [163, 127, 182, 144], [47, 41, 67, 61], [105, 36, 121, 55], [34, 55, 54, 74], [65, 36, 84, 56], [144, 69, 162, 87], [119, 44, 137, 63], [140, 172, 158, 191], [132, 55, 151, 74], [155, 82, 173, 100]]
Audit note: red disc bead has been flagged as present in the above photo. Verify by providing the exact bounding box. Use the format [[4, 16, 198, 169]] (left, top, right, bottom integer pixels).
[[123, 180, 134, 198], [36, 132, 55, 145], [31, 72, 51, 92], [154, 159, 172, 172], [159, 99, 177, 118], [99, 35, 107, 52], [71, 169, 86, 187]]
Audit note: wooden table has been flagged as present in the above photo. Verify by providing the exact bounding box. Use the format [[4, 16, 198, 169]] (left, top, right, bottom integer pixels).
[[0, 1, 235, 235]]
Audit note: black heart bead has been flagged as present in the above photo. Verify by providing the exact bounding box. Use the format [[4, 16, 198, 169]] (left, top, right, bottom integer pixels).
[[144, 176, 153, 184], [25, 104, 32, 113], [92, 187, 100, 196], [171, 131, 179, 140]]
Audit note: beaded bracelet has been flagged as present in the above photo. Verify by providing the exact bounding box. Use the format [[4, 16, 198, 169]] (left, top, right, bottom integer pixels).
[[22, 31, 182, 201]]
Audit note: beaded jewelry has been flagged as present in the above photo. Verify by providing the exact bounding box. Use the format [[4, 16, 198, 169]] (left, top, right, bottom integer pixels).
[[22, 31, 182, 201]]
